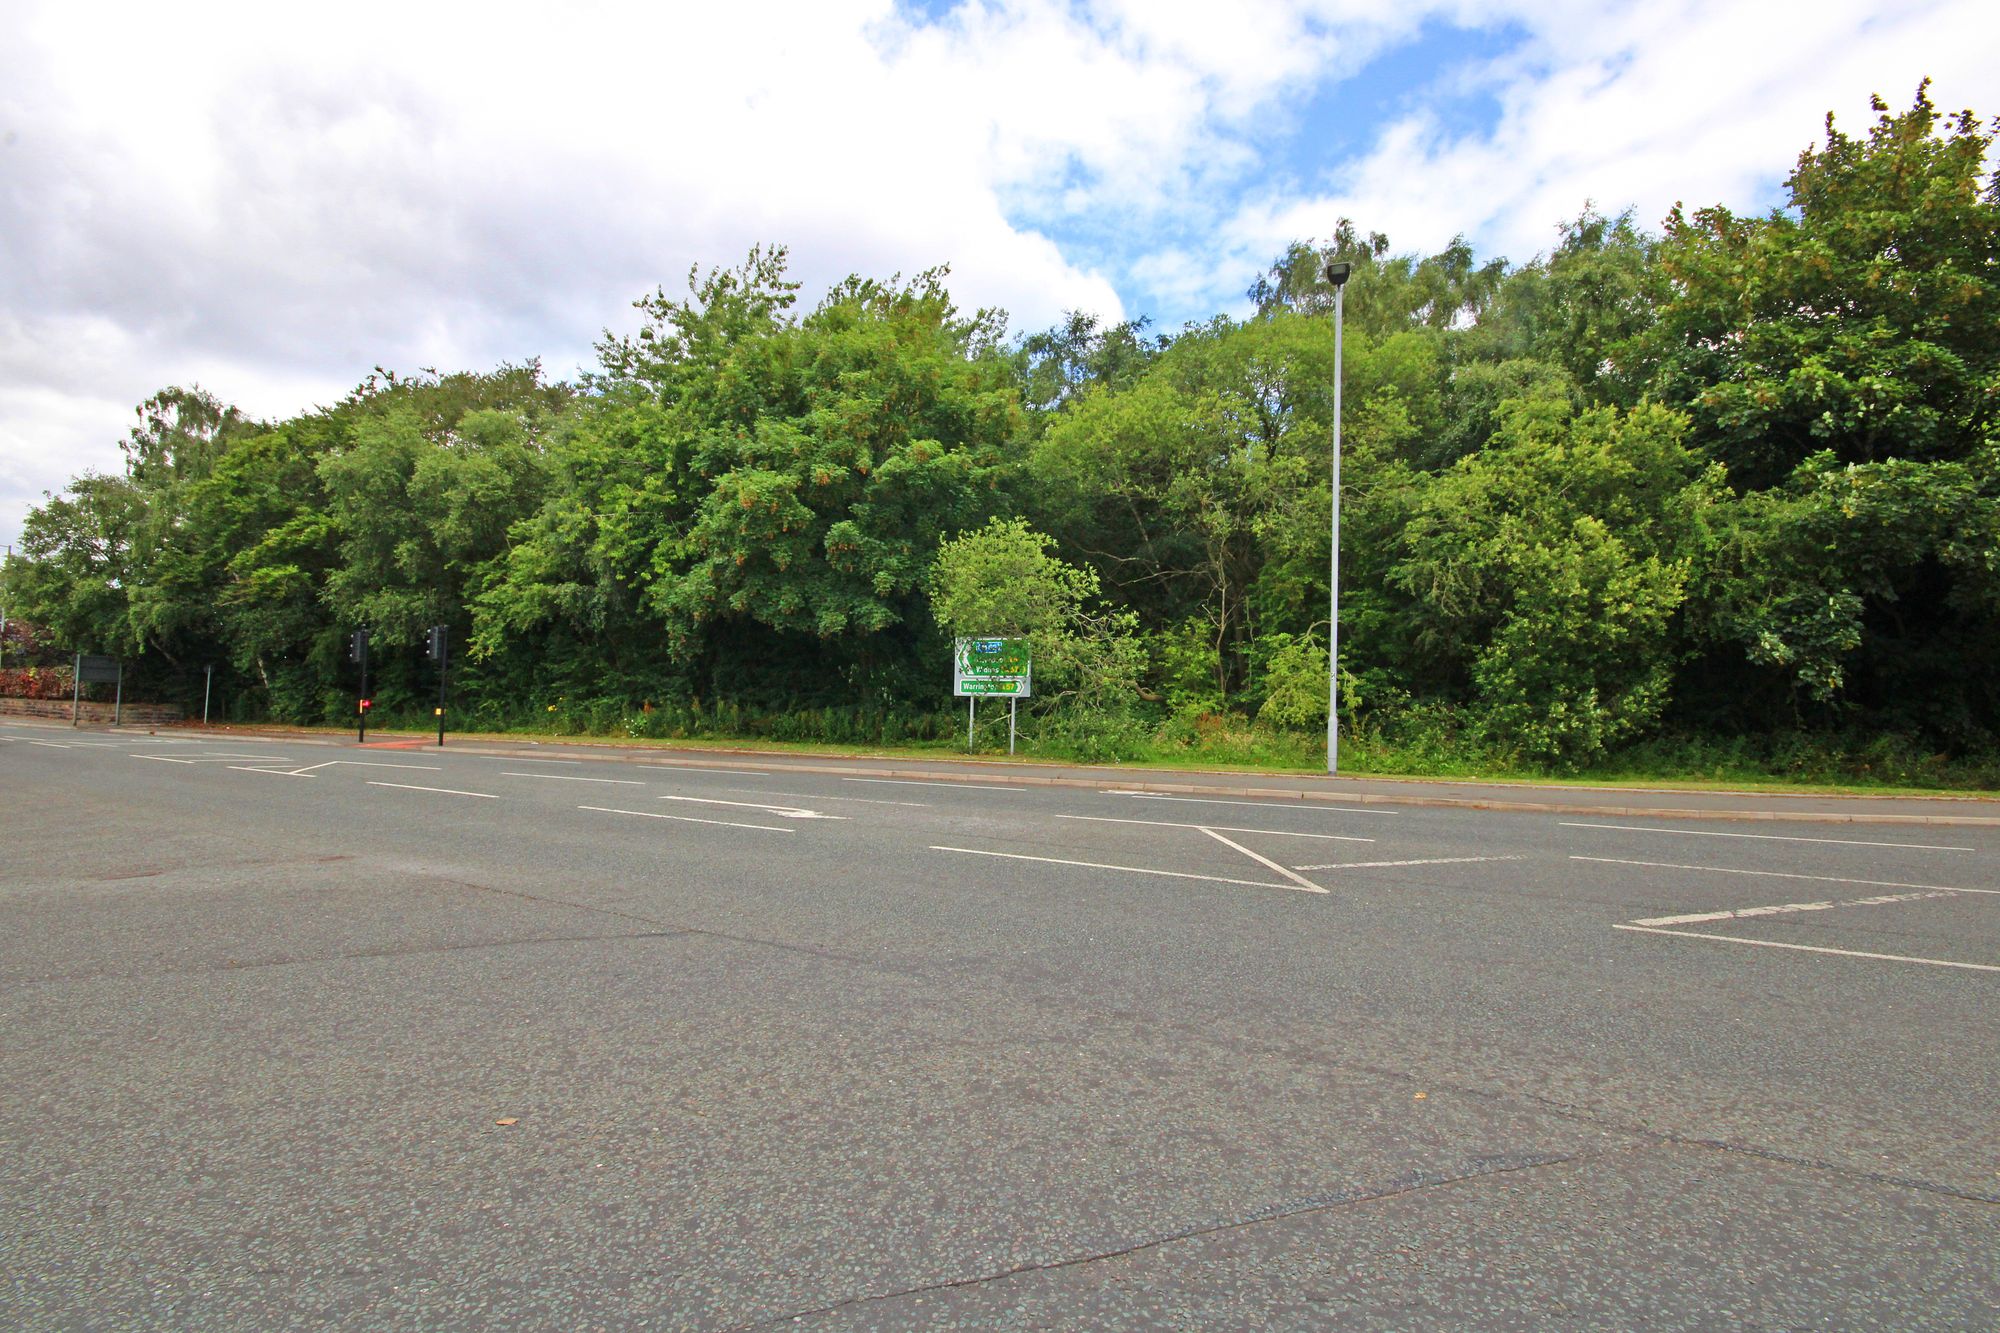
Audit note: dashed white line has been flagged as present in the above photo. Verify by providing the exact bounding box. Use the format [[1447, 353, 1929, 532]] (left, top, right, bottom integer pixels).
[[1570, 856, 2000, 896], [228, 766, 314, 778], [28, 741, 73, 749], [366, 781, 498, 799], [1611, 924, 2000, 974], [1561, 821, 1973, 852], [643, 764, 772, 777], [579, 805, 794, 833], [846, 777, 1026, 791], [1102, 792, 1398, 816], [1291, 855, 1525, 871], [500, 771, 644, 785], [931, 845, 1313, 893], [1057, 814, 1371, 842]]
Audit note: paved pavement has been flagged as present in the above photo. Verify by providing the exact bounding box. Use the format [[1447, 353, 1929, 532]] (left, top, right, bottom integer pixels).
[[3, 717, 1997, 1329]]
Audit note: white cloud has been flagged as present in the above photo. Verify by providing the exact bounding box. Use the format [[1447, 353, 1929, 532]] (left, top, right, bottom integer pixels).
[[1219, 0, 2000, 302]]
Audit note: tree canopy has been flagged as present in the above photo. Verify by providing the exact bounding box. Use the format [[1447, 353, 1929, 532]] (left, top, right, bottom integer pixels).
[[8, 85, 1995, 773]]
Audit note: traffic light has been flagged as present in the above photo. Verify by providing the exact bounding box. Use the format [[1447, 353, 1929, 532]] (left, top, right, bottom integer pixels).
[[428, 625, 447, 662], [348, 628, 369, 663]]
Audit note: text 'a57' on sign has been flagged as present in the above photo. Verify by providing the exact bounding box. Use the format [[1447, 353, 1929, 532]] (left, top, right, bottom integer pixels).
[[953, 637, 1030, 698]]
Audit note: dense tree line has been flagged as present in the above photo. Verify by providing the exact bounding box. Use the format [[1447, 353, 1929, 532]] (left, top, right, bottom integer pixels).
[[7, 88, 1996, 774]]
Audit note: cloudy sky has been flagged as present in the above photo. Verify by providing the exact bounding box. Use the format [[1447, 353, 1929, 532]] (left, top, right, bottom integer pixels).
[[1, 0, 1992, 550]]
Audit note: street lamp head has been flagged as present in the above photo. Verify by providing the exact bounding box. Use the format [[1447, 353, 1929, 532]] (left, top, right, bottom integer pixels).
[[1325, 261, 1353, 288]]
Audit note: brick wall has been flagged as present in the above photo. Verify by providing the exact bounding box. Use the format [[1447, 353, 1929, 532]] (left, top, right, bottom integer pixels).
[[0, 698, 184, 725]]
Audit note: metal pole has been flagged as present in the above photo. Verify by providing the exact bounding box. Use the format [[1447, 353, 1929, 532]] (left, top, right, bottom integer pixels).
[[1009, 696, 1017, 755], [203, 666, 212, 725], [1327, 278, 1344, 775], [72, 651, 80, 726], [436, 641, 447, 747], [113, 663, 122, 727], [358, 639, 368, 746], [968, 697, 976, 751]]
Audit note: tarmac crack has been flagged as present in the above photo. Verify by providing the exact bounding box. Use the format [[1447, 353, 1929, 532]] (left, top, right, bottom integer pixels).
[[727, 1148, 1604, 1331]]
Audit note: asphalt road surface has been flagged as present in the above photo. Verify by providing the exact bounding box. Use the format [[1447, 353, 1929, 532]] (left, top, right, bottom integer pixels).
[[3, 719, 1997, 1330]]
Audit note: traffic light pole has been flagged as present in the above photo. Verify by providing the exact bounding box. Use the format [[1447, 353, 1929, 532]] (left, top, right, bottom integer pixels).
[[355, 632, 369, 745], [435, 635, 447, 748]]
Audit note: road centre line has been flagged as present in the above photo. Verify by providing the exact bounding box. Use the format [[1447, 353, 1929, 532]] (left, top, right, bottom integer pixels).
[[366, 781, 498, 799], [1632, 888, 1967, 928], [1056, 814, 1372, 843], [29, 741, 73, 749], [726, 787, 931, 807], [1611, 924, 2000, 974], [1103, 792, 1399, 816], [1291, 855, 1526, 871], [1199, 827, 1327, 893], [931, 846, 1316, 894], [1560, 821, 1973, 852], [1570, 856, 2000, 896], [229, 766, 313, 778], [644, 765, 771, 777], [579, 805, 794, 833], [846, 777, 1026, 791], [501, 771, 644, 785]]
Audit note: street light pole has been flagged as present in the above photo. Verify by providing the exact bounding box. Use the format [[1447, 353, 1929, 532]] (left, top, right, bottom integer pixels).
[[1325, 261, 1351, 775]]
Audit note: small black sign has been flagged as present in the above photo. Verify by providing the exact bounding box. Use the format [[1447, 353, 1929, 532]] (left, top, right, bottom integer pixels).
[[77, 654, 120, 684]]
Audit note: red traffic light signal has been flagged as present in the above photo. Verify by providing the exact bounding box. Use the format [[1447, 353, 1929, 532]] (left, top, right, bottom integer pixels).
[[358, 698, 373, 712]]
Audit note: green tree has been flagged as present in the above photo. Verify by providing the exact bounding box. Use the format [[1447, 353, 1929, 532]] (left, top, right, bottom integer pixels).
[[1389, 399, 1724, 765]]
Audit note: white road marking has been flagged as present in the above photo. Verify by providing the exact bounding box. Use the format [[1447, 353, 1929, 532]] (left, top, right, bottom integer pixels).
[[1057, 814, 1371, 842], [1570, 856, 2000, 896], [1611, 924, 2000, 974], [931, 845, 1315, 893], [29, 741, 73, 749], [292, 760, 442, 773], [1632, 889, 1967, 928], [133, 753, 291, 764], [228, 766, 314, 778], [502, 757, 584, 765], [727, 787, 932, 807], [1291, 855, 1525, 871], [1560, 821, 1973, 852], [657, 795, 845, 820], [579, 804, 794, 833], [848, 777, 1025, 791], [366, 781, 498, 799], [1199, 827, 1327, 893], [1103, 792, 1398, 816], [500, 771, 645, 785], [643, 764, 772, 776]]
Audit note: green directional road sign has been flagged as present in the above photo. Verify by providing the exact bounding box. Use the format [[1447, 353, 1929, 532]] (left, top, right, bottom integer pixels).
[[953, 637, 1031, 698]]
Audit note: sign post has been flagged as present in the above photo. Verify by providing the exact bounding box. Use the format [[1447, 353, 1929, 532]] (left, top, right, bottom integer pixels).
[[72, 654, 121, 727], [203, 666, 213, 725], [952, 638, 1031, 754]]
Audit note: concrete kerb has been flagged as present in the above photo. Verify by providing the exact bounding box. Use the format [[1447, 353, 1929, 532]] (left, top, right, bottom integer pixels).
[[115, 720, 2000, 828]]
